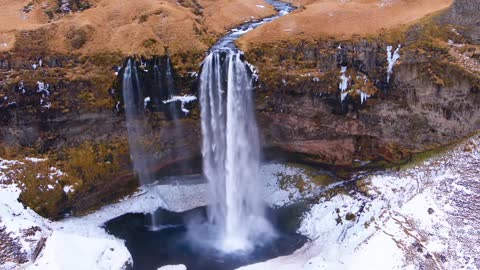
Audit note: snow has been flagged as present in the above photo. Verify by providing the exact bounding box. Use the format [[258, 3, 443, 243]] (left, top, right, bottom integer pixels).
[[256, 5, 265, 8], [63, 185, 74, 194], [3, 134, 480, 270], [387, 45, 401, 83], [0, 157, 210, 269], [59, 0, 71, 13], [240, 135, 480, 270], [30, 232, 132, 270], [157, 265, 187, 270], [36, 82, 49, 95], [187, 71, 198, 78], [25, 157, 47, 163], [246, 62, 259, 82], [144, 97, 150, 108], [163, 95, 197, 115], [19, 81, 26, 94]]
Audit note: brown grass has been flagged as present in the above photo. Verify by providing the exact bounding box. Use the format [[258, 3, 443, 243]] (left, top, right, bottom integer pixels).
[[238, 0, 453, 49], [0, 0, 275, 55]]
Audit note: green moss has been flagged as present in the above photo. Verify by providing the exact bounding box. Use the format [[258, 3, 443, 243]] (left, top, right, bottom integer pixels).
[[14, 159, 77, 219], [12, 139, 136, 220]]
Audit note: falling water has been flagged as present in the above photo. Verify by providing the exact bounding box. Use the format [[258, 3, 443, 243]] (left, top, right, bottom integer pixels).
[[123, 59, 159, 227], [165, 57, 181, 119], [123, 59, 152, 183], [195, 0, 294, 254], [199, 51, 275, 252]]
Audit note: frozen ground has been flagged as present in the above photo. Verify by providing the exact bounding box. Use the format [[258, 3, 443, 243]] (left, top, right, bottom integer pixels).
[[0, 166, 207, 270], [240, 136, 480, 270], [1, 135, 480, 270]]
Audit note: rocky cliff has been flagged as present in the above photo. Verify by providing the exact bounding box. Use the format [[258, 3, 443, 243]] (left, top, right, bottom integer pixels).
[[0, 0, 479, 219]]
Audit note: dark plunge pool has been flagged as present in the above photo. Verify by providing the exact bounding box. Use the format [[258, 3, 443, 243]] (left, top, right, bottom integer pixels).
[[105, 204, 308, 270]]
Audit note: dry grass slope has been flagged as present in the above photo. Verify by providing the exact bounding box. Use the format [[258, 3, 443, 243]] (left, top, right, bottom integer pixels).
[[238, 0, 454, 49]]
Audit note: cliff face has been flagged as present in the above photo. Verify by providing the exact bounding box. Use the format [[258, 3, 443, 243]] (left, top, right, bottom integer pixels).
[[1, 0, 479, 219], [249, 40, 480, 166]]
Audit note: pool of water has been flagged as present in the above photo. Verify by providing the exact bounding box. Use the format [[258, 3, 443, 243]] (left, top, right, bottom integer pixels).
[[105, 204, 308, 270]]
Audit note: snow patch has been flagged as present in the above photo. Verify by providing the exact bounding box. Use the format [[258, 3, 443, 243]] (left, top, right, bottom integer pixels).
[[240, 135, 480, 270], [144, 97, 150, 108], [163, 95, 197, 115], [158, 265, 187, 270], [63, 185, 74, 194], [29, 232, 132, 270]]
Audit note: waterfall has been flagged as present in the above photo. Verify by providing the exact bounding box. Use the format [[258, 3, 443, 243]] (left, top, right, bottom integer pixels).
[[122, 59, 152, 184], [165, 57, 180, 120], [123, 59, 160, 228], [195, 0, 295, 254], [199, 51, 275, 252]]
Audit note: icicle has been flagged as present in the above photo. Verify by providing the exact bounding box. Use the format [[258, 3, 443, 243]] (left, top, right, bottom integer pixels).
[[339, 66, 350, 102], [356, 89, 371, 104]]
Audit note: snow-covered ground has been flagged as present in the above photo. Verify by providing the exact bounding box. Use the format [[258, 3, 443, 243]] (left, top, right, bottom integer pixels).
[[0, 167, 207, 270], [241, 136, 480, 270], [1, 135, 480, 270]]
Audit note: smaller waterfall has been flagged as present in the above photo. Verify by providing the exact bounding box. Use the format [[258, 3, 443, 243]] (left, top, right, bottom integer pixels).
[[123, 58, 160, 228], [165, 57, 181, 120], [122, 59, 152, 184]]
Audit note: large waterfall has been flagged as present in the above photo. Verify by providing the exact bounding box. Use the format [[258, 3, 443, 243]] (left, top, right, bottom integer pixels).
[[196, 0, 294, 254], [199, 51, 274, 252]]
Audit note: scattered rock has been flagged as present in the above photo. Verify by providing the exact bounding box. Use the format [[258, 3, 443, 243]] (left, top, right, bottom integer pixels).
[[345, 212, 356, 221]]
